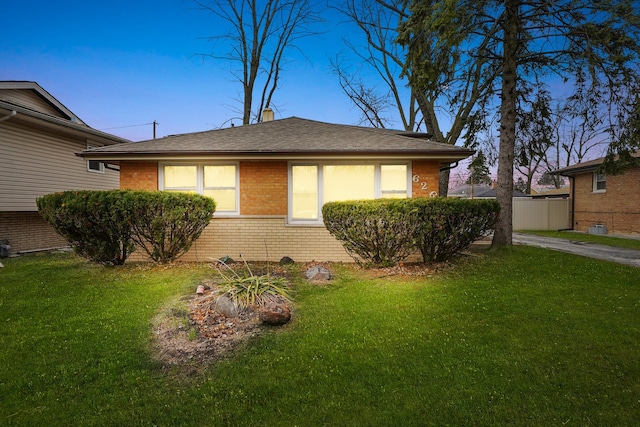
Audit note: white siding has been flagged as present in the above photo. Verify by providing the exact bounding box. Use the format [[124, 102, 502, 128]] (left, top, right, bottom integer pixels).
[[0, 121, 120, 211]]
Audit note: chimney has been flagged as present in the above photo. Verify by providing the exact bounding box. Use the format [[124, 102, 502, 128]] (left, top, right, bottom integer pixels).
[[262, 107, 274, 122]]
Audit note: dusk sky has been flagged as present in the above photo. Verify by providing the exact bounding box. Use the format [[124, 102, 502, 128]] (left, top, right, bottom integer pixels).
[[1, 1, 387, 141]]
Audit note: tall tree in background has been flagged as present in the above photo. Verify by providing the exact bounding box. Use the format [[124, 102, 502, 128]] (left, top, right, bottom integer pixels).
[[336, 0, 497, 195], [514, 82, 554, 194], [400, 0, 640, 246], [465, 150, 492, 186], [195, 0, 321, 124]]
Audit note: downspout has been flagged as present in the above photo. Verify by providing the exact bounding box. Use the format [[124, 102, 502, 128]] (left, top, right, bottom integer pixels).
[[439, 161, 459, 172], [569, 176, 575, 230], [0, 110, 17, 122]]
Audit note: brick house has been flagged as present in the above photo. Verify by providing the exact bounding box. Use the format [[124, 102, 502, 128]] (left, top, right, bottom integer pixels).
[[553, 152, 640, 235], [80, 114, 474, 262], [0, 81, 129, 255]]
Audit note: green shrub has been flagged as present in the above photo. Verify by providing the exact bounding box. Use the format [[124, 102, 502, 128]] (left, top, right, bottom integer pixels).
[[37, 190, 135, 265], [322, 197, 500, 267], [322, 199, 419, 267], [409, 198, 500, 263], [124, 191, 216, 263], [37, 190, 216, 265]]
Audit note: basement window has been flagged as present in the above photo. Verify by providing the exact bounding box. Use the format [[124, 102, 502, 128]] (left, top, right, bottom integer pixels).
[[593, 172, 606, 193]]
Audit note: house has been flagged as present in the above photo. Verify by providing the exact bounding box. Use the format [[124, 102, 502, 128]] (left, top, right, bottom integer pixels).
[[80, 114, 474, 262], [0, 81, 130, 255], [448, 182, 529, 198], [553, 152, 640, 235]]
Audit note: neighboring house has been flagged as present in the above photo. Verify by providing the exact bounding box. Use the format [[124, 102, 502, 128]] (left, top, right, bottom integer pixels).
[[553, 152, 640, 235], [448, 182, 529, 199], [80, 115, 474, 262], [0, 81, 129, 255]]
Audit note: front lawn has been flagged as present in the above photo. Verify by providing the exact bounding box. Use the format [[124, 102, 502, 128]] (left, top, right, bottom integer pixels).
[[1, 248, 639, 425]]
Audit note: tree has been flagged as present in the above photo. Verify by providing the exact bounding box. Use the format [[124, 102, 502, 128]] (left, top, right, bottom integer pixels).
[[465, 150, 492, 186], [400, 0, 640, 246], [514, 82, 554, 194], [195, 0, 321, 124], [336, 0, 497, 195]]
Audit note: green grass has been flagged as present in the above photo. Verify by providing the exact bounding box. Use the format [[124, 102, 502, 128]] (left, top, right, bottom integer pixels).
[[2, 249, 640, 425], [522, 229, 640, 250]]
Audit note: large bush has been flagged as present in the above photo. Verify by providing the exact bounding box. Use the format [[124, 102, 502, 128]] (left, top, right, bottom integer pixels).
[[37, 190, 134, 265], [124, 191, 216, 263], [408, 198, 500, 263], [37, 190, 216, 264], [322, 199, 419, 267], [322, 197, 500, 266]]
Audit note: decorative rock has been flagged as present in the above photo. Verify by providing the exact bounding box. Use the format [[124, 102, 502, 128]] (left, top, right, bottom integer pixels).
[[259, 303, 291, 325], [304, 265, 333, 281], [279, 256, 295, 266], [212, 295, 241, 317], [0, 261, 3, 268]]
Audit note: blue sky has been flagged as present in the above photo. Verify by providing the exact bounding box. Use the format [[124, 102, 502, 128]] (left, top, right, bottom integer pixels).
[[1, 1, 375, 141]]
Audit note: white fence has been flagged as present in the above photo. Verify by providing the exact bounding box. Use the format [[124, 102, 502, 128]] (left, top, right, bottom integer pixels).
[[512, 198, 571, 231]]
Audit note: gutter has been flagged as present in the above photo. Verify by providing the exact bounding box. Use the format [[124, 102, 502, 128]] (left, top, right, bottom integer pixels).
[[0, 110, 16, 122], [439, 161, 459, 172]]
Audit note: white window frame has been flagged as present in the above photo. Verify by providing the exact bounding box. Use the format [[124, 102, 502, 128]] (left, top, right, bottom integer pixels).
[[159, 162, 239, 215], [287, 161, 412, 224], [593, 171, 606, 193], [86, 143, 105, 173]]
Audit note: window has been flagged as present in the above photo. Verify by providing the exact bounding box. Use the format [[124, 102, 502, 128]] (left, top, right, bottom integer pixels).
[[160, 163, 238, 213], [593, 172, 606, 192], [289, 162, 409, 223], [86, 143, 104, 173]]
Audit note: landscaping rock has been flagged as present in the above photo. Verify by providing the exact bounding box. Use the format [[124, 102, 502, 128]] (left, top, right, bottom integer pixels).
[[259, 303, 291, 325], [279, 256, 295, 265], [212, 295, 241, 317], [304, 265, 333, 281]]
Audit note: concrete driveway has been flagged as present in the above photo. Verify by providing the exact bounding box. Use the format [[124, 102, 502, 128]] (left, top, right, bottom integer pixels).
[[512, 232, 640, 268]]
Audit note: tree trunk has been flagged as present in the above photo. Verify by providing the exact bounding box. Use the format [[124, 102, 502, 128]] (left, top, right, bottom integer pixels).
[[439, 169, 450, 197], [492, 0, 519, 247]]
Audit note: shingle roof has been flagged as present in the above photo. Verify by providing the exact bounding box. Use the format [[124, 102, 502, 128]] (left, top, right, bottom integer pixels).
[[552, 151, 640, 176], [79, 117, 473, 161]]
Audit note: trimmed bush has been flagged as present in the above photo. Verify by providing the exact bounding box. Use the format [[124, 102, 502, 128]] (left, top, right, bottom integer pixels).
[[37, 190, 135, 265], [124, 191, 216, 263], [322, 199, 419, 267], [37, 190, 216, 264], [322, 197, 500, 267], [408, 198, 500, 263]]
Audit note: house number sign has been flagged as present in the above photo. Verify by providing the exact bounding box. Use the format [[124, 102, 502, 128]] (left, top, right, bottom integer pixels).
[[412, 174, 428, 190], [413, 174, 438, 197]]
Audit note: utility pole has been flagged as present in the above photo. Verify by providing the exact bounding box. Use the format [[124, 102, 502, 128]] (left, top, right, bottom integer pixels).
[[153, 121, 158, 139]]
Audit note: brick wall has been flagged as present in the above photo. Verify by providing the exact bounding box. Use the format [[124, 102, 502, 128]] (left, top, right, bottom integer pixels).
[[412, 160, 441, 197], [0, 211, 67, 255], [239, 160, 288, 215], [120, 158, 444, 262], [127, 216, 355, 263], [572, 168, 640, 235], [120, 161, 158, 190]]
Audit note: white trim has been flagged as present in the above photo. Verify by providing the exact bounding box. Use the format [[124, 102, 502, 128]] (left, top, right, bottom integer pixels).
[[158, 162, 240, 215]]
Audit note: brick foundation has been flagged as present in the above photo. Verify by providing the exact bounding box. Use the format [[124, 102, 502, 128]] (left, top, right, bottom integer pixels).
[[0, 211, 67, 255]]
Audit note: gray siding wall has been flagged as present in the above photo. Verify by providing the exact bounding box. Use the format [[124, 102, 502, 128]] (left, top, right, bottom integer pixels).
[[0, 89, 64, 118], [0, 121, 120, 211]]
